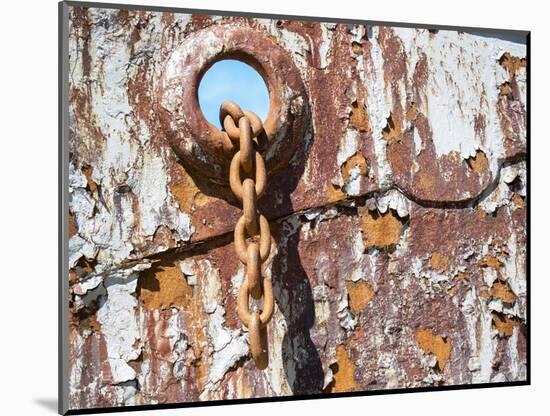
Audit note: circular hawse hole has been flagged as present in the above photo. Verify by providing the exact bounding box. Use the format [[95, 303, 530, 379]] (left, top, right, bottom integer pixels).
[[198, 59, 270, 129]]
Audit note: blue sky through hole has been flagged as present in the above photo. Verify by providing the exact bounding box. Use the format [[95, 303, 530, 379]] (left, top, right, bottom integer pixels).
[[198, 60, 270, 128]]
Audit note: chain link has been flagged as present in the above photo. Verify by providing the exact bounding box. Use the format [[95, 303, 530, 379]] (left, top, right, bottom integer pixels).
[[221, 101, 273, 370]]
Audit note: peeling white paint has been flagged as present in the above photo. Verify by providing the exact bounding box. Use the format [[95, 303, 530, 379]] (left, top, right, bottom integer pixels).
[[363, 27, 394, 188], [376, 189, 410, 218], [461, 287, 496, 383], [479, 162, 526, 213], [377, 352, 408, 388], [393, 28, 526, 178], [318, 24, 335, 69], [69, 8, 195, 270], [502, 233, 526, 308], [336, 290, 357, 334], [313, 284, 331, 326], [259, 19, 311, 74], [195, 259, 251, 398], [97, 272, 141, 384]]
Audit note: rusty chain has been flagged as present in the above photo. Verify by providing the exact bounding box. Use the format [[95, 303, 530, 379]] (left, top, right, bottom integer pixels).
[[220, 101, 273, 370]]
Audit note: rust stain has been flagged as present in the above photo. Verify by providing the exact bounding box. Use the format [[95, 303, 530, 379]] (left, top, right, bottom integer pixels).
[[329, 345, 358, 393], [137, 251, 209, 392], [152, 225, 177, 250], [359, 208, 406, 250], [498, 52, 527, 77], [170, 163, 213, 212], [75, 307, 102, 333], [327, 183, 347, 203], [499, 81, 513, 98], [490, 281, 516, 304], [138, 257, 192, 310], [406, 102, 417, 121], [127, 351, 146, 377], [415, 169, 436, 194], [341, 152, 368, 184], [492, 312, 520, 337], [351, 41, 363, 55], [346, 280, 374, 314], [467, 150, 489, 174], [382, 113, 402, 142], [430, 252, 450, 272], [390, 108, 495, 202], [413, 54, 429, 90], [349, 100, 370, 132], [415, 328, 452, 371], [75, 257, 96, 274], [82, 165, 98, 193], [233, 370, 252, 398], [512, 194, 525, 208], [68, 211, 77, 238], [474, 114, 486, 139], [479, 255, 502, 269]]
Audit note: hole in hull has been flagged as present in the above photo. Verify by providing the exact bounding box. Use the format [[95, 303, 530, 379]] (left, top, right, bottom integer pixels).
[[198, 59, 269, 128]]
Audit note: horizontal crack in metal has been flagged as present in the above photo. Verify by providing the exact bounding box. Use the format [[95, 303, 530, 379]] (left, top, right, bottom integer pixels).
[[127, 154, 526, 262]]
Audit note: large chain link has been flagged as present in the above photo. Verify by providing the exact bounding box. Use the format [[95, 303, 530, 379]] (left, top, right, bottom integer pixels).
[[220, 101, 273, 370]]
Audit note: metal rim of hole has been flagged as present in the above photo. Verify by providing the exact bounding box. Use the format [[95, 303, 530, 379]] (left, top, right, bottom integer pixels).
[[157, 23, 308, 182]]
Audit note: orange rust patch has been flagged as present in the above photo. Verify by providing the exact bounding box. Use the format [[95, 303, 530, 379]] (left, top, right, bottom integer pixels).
[[467, 150, 489, 174], [75, 309, 102, 333], [68, 211, 77, 238], [75, 256, 95, 274], [349, 100, 370, 132], [490, 281, 516, 304], [358, 208, 406, 250], [479, 255, 502, 269], [351, 41, 363, 55], [127, 350, 145, 374], [499, 82, 513, 98], [512, 194, 525, 208], [327, 183, 347, 203], [81, 165, 98, 193], [329, 345, 358, 393], [69, 270, 78, 285], [137, 252, 207, 389], [492, 312, 520, 337], [170, 163, 212, 212], [152, 225, 177, 250], [138, 258, 192, 310], [415, 328, 452, 371], [414, 169, 436, 193], [406, 102, 417, 121], [193, 191, 212, 207], [346, 280, 374, 314], [456, 272, 467, 281], [479, 289, 490, 299], [498, 52, 527, 77], [382, 113, 402, 142], [341, 152, 368, 184], [430, 252, 450, 272]]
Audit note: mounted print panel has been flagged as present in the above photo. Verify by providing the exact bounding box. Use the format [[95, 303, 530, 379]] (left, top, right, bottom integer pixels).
[[60, 1, 528, 414]]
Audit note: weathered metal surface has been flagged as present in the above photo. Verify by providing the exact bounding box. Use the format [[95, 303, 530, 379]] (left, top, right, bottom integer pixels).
[[67, 5, 527, 411]]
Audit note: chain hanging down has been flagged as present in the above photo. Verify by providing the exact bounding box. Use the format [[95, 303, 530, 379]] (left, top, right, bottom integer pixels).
[[220, 101, 274, 370]]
